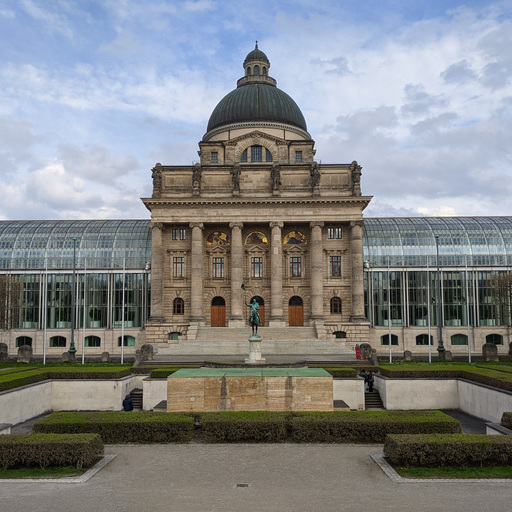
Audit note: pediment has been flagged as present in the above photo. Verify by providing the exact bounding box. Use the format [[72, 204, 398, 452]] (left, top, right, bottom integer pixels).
[[225, 130, 287, 147]]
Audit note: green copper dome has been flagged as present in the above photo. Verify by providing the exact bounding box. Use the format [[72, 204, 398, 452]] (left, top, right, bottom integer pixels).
[[206, 45, 307, 133]]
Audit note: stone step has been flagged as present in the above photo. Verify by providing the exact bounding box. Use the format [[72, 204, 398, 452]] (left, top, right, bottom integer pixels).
[[193, 326, 318, 342], [156, 339, 355, 356], [365, 391, 384, 409]]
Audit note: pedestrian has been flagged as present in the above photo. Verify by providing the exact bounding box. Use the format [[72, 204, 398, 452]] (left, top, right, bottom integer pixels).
[[355, 344, 361, 360], [359, 369, 367, 392], [123, 393, 134, 411], [366, 371, 374, 393]]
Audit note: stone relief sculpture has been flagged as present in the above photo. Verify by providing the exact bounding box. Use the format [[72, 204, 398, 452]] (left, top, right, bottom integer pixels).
[[151, 163, 162, 197], [192, 163, 202, 192], [231, 164, 241, 191], [271, 164, 281, 191], [350, 160, 362, 196], [310, 162, 320, 188]]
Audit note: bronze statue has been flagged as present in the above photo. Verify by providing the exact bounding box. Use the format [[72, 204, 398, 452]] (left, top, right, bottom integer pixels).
[[245, 298, 262, 336]]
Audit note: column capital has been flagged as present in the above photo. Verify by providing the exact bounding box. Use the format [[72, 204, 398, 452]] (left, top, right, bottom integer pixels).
[[270, 221, 284, 229], [310, 221, 325, 228], [149, 222, 163, 230], [189, 222, 204, 230], [350, 220, 364, 228], [229, 222, 244, 230]]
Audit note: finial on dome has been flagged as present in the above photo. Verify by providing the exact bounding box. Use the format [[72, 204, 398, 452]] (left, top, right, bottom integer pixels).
[[255, 40, 258, 49]]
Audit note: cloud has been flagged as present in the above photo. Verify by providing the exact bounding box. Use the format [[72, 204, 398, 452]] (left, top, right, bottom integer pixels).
[[440, 60, 478, 84]]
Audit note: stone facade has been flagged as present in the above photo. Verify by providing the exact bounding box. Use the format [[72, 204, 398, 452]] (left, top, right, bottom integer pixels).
[[142, 47, 371, 348]]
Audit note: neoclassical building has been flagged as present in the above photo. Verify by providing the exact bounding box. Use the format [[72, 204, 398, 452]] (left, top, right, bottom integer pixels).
[[1, 46, 511, 359], [142, 44, 371, 346]]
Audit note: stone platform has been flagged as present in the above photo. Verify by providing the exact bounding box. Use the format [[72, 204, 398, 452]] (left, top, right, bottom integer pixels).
[[167, 367, 333, 412]]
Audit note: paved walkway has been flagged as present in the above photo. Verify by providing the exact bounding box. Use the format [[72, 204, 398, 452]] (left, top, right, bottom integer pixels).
[[1, 443, 511, 512]]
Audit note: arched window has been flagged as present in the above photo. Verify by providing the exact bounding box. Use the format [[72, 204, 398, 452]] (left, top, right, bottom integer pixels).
[[262, 66, 267, 75], [247, 67, 251, 76], [50, 336, 66, 348], [486, 333, 503, 345], [85, 336, 101, 347], [381, 334, 398, 345], [416, 334, 433, 345], [334, 331, 346, 339], [330, 297, 342, 314], [265, 148, 272, 162], [254, 65, 260, 75], [174, 297, 185, 315], [451, 334, 467, 345], [251, 145, 263, 162], [241, 149, 248, 162], [118, 335, 135, 347], [16, 336, 32, 347], [212, 296, 226, 306]]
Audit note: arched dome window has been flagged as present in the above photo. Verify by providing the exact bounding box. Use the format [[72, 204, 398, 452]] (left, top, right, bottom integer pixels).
[[240, 146, 273, 163], [263, 66, 267, 75], [247, 67, 251, 76]]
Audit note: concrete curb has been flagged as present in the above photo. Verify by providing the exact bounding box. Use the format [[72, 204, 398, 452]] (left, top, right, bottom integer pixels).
[[372, 453, 511, 483], [0, 454, 117, 484]]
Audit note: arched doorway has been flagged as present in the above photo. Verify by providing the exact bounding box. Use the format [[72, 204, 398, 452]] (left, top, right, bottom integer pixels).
[[250, 296, 265, 326], [288, 296, 303, 326], [211, 297, 226, 327]]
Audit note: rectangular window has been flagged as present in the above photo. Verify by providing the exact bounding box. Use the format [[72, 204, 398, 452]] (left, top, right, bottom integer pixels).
[[251, 257, 263, 278], [290, 257, 301, 278], [172, 228, 186, 240], [212, 257, 224, 278], [330, 256, 342, 277], [295, 151, 303, 163], [211, 152, 218, 164], [327, 227, 342, 239], [173, 257, 185, 278]]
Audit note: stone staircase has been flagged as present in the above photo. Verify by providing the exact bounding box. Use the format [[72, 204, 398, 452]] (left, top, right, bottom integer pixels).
[[129, 388, 143, 410], [364, 390, 384, 410], [155, 326, 355, 358]]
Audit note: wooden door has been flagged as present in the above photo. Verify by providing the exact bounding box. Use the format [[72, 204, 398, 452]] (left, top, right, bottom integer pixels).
[[288, 296, 303, 326], [211, 297, 226, 327], [211, 306, 226, 327]]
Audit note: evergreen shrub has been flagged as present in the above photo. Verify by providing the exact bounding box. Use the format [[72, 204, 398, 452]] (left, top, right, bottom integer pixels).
[[33, 412, 194, 443], [0, 433, 103, 470], [290, 410, 461, 443], [198, 411, 289, 442], [502, 412, 512, 430], [384, 433, 512, 468]]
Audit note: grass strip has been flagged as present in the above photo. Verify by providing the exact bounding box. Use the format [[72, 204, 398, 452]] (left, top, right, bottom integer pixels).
[[395, 465, 512, 479]]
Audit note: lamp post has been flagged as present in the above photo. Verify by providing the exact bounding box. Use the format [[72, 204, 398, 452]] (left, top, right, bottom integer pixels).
[[68, 237, 77, 360], [435, 235, 446, 360], [387, 257, 392, 363]]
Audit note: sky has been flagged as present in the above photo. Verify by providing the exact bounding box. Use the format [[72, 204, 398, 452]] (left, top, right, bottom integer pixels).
[[1, 0, 511, 221]]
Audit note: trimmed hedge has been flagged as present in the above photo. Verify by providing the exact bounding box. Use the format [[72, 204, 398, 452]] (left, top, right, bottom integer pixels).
[[378, 365, 512, 392], [33, 412, 194, 443], [0, 367, 132, 392], [502, 412, 512, 430], [290, 410, 461, 443], [322, 368, 359, 379], [199, 411, 289, 443], [149, 367, 186, 379], [0, 433, 103, 470], [384, 433, 512, 468]]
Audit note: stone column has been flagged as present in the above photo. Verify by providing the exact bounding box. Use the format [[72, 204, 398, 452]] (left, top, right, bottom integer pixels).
[[269, 221, 285, 327], [350, 221, 367, 322], [148, 222, 164, 322], [189, 222, 205, 324], [229, 222, 245, 326], [310, 221, 325, 322]]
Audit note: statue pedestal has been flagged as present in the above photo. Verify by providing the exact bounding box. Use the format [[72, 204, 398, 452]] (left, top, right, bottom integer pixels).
[[245, 335, 266, 364]]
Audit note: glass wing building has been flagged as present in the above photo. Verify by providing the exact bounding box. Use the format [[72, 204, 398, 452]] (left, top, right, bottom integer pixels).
[[1, 216, 511, 356]]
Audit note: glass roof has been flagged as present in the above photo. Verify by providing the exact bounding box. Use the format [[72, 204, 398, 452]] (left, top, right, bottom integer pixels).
[[1, 217, 511, 271], [0, 220, 151, 270], [363, 217, 512, 267]]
